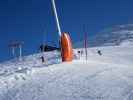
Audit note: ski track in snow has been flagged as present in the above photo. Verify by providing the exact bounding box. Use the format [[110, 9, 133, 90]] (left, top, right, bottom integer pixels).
[[0, 46, 133, 100]]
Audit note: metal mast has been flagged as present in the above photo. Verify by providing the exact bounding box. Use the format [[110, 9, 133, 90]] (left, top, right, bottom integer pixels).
[[51, 0, 62, 37]]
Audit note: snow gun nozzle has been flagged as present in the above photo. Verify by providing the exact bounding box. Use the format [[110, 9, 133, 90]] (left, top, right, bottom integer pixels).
[[61, 33, 73, 62]]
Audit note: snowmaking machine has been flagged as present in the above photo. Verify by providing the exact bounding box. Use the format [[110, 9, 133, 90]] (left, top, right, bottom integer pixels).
[[60, 32, 73, 62], [51, 0, 73, 62]]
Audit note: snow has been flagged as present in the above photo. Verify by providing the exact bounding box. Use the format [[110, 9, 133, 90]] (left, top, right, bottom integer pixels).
[[0, 45, 133, 100], [75, 24, 133, 48]]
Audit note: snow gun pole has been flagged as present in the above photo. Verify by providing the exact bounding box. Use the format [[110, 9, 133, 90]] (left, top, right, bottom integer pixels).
[[51, 0, 62, 37], [51, 0, 73, 62]]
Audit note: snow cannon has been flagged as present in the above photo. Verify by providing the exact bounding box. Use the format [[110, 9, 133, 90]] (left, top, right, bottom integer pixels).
[[61, 33, 73, 62]]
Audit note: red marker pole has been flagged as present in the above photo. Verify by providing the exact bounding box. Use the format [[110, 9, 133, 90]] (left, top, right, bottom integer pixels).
[[84, 26, 88, 61]]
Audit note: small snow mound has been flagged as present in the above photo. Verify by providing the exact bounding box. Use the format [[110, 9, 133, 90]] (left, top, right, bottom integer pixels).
[[120, 40, 133, 46]]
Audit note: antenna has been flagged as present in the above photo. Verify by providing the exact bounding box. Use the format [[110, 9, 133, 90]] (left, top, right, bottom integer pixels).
[[51, 0, 62, 37]]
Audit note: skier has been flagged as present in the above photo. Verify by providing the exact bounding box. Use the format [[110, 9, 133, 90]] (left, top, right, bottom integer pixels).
[[78, 50, 81, 59], [41, 56, 45, 63], [97, 50, 102, 56]]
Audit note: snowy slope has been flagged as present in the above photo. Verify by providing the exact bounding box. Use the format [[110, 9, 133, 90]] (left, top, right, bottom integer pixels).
[[0, 50, 61, 76], [0, 44, 133, 100], [75, 24, 133, 48]]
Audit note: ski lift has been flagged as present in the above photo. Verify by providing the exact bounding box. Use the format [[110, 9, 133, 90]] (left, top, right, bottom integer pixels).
[[8, 41, 24, 61]]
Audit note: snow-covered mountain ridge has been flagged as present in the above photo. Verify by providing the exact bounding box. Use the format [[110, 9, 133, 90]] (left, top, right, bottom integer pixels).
[[75, 24, 133, 48]]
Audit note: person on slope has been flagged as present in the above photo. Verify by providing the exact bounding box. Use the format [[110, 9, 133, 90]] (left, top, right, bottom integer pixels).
[[97, 50, 102, 56]]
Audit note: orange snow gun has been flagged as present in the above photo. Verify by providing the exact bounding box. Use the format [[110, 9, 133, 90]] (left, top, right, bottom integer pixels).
[[61, 33, 73, 62], [51, 0, 73, 62]]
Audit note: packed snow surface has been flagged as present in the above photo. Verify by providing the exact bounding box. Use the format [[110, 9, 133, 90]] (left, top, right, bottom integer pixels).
[[0, 45, 133, 100]]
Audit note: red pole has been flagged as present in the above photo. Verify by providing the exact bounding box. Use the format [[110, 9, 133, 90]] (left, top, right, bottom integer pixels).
[[84, 25, 88, 61]]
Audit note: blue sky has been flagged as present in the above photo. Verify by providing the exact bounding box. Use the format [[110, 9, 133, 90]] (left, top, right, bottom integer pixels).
[[0, 0, 133, 61]]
